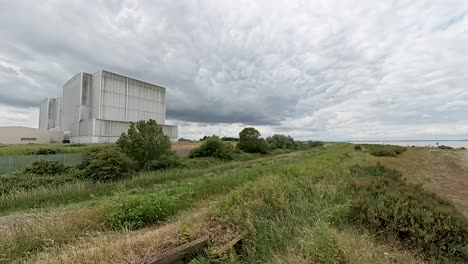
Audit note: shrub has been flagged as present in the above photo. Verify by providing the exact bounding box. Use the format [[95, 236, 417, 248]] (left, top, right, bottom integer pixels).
[[117, 119, 172, 165], [106, 193, 179, 229], [266, 134, 298, 150], [438, 145, 454, 150], [354, 145, 362, 151], [349, 164, 468, 261], [24, 160, 68, 175], [189, 136, 235, 160], [79, 147, 137, 182], [32, 148, 57, 155], [143, 152, 182, 170], [238, 127, 269, 154], [365, 144, 406, 157], [308, 141, 324, 148], [368, 149, 398, 157]]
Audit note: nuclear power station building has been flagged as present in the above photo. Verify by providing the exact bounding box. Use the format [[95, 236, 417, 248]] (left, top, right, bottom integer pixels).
[[39, 70, 178, 143]]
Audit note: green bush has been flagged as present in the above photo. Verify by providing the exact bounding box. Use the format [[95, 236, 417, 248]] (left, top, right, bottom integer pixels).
[[189, 136, 236, 160], [349, 164, 468, 261], [105, 193, 178, 229], [79, 147, 137, 182], [354, 145, 362, 151], [438, 145, 454, 150], [308, 141, 324, 148], [266, 134, 298, 150], [23, 160, 69, 175], [364, 144, 406, 157], [143, 152, 182, 170], [32, 148, 57, 155], [238, 128, 269, 154], [117, 119, 172, 165]]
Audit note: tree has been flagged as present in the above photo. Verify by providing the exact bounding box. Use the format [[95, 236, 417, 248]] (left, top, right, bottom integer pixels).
[[117, 119, 172, 165], [238, 127, 269, 154], [199, 135, 210, 141]]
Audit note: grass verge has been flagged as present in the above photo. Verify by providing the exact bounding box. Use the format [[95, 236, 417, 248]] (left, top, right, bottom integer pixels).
[[0, 150, 321, 262]]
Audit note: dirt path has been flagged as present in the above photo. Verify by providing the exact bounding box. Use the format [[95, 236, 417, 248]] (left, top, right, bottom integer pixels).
[[378, 148, 468, 218]]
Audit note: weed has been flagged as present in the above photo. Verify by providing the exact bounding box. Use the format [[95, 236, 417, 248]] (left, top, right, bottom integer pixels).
[[105, 193, 179, 229]]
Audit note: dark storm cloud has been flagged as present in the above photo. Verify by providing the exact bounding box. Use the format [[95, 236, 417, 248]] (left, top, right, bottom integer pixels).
[[1, 0, 468, 139]]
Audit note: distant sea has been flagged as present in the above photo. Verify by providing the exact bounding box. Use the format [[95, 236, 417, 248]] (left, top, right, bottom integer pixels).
[[349, 140, 468, 148]]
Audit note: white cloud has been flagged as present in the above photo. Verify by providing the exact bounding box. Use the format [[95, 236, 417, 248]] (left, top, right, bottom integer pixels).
[[0, 0, 467, 140]]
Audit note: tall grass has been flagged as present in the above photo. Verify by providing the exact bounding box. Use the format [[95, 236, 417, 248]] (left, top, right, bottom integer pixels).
[[0, 149, 325, 262], [0, 144, 93, 157], [0, 153, 297, 214], [215, 144, 354, 263], [212, 145, 467, 263]]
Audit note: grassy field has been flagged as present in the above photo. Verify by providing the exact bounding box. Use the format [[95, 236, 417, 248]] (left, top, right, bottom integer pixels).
[[0, 142, 201, 157], [0, 144, 467, 263], [0, 144, 92, 156]]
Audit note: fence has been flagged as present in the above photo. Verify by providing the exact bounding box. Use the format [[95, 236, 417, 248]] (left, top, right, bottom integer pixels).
[[0, 153, 84, 174]]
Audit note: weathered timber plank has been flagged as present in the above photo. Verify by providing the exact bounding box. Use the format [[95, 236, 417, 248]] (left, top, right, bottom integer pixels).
[[213, 232, 246, 256], [147, 235, 209, 264]]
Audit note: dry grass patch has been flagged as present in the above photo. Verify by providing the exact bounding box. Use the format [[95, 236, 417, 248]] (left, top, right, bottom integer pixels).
[[333, 229, 430, 264], [25, 200, 216, 264], [0, 208, 103, 263]]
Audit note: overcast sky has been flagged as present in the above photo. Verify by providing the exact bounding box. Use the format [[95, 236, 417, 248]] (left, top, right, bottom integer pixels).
[[1, 0, 467, 140]]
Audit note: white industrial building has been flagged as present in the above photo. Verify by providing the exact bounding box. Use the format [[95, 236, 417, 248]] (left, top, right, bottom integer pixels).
[[40, 70, 178, 143], [39, 97, 61, 130]]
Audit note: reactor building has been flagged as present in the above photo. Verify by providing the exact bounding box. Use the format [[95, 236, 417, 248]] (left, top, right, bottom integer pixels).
[[39, 70, 178, 143]]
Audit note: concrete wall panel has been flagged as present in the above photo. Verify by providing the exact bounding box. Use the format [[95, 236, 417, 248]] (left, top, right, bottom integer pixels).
[[62, 73, 82, 138]]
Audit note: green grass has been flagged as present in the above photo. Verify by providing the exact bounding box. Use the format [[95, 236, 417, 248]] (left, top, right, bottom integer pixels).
[[349, 164, 468, 261], [0, 172, 79, 196], [0, 144, 95, 157], [0, 149, 326, 262], [211, 144, 468, 263], [3, 143, 467, 263], [0, 150, 310, 215], [215, 143, 354, 263]]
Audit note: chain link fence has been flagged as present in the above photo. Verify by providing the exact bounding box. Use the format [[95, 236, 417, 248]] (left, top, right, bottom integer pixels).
[[0, 153, 84, 174]]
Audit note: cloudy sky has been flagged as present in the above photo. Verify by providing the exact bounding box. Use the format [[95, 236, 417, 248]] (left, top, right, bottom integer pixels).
[[1, 0, 467, 140]]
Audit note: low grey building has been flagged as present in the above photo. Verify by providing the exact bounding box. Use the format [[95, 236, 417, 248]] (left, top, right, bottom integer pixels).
[[40, 70, 178, 143], [0, 126, 64, 144]]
